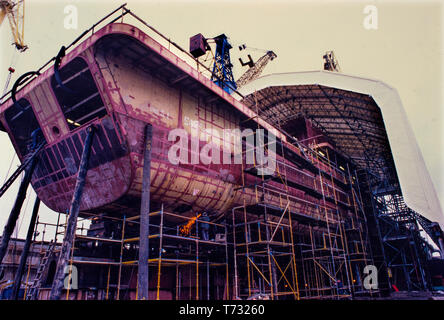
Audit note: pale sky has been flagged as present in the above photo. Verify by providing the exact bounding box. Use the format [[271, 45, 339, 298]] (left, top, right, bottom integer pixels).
[[0, 0, 442, 239]]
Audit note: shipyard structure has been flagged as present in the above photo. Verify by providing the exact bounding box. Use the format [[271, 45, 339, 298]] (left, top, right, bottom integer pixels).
[[0, 6, 443, 300]]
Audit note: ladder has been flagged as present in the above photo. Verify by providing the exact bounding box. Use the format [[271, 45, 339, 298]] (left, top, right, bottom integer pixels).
[[26, 240, 56, 300]]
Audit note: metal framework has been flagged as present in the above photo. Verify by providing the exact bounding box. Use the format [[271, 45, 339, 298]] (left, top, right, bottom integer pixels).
[[229, 93, 375, 300], [16, 111, 379, 300], [241, 84, 437, 295], [0, 0, 27, 51], [23, 207, 230, 300], [236, 51, 277, 89], [211, 34, 237, 94], [323, 51, 340, 72], [365, 174, 431, 292]]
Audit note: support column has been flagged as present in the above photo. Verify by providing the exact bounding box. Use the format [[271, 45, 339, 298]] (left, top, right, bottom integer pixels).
[[11, 197, 40, 300], [50, 126, 95, 300], [0, 156, 38, 266], [138, 124, 153, 300]]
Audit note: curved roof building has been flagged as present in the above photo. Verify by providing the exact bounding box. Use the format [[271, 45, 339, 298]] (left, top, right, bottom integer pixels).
[[239, 70, 443, 229]]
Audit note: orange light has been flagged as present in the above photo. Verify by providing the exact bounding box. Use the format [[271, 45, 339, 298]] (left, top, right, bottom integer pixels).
[[179, 213, 201, 236]]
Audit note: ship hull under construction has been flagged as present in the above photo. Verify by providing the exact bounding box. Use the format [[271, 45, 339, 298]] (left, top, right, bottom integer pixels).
[[0, 23, 351, 225], [0, 7, 440, 300]]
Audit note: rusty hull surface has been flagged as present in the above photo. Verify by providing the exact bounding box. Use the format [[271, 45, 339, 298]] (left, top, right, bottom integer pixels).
[[0, 23, 350, 220]]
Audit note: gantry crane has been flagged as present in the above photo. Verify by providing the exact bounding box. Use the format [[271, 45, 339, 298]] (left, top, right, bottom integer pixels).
[[323, 50, 340, 72], [210, 34, 237, 94], [190, 33, 238, 94], [1, 0, 26, 99], [236, 50, 277, 89], [0, 0, 27, 51], [190, 33, 276, 93]]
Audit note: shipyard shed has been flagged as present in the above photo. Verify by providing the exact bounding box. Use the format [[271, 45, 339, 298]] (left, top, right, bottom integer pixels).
[[239, 71, 444, 229], [0, 4, 443, 301]]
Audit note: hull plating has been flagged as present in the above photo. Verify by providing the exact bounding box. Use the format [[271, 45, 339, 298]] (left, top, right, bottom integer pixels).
[[0, 23, 350, 220]]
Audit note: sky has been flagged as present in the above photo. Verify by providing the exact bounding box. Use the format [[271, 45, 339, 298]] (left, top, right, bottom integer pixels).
[[0, 0, 443, 239]]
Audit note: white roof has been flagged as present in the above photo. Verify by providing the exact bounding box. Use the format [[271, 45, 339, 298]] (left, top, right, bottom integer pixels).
[[240, 70, 444, 228]]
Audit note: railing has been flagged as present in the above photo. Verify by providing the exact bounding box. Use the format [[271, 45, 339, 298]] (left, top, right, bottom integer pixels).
[[0, 3, 245, 107]]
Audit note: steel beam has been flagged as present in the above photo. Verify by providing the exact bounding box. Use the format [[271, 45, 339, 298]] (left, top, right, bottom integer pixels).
[[0, 156, 38, 266], [50, 125, 95, 300], [11, 197, 40, 300], [138, 124, 153, 300]]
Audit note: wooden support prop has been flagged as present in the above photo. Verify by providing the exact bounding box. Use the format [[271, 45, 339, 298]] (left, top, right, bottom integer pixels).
[[0, 156, 38, 266], [49, 125, 95, 300], [11, 197, 41, 300], [138, 124, 153, 300]]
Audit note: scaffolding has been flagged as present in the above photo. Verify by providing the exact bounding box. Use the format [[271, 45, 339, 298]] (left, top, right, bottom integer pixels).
[[0, 225, 57, 300], [231, 97, 376, 299], [26, 207, 229, 300], [365, 173, 430, 292], [298, 140, 375, 299], [16, 107, 376, 301]]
